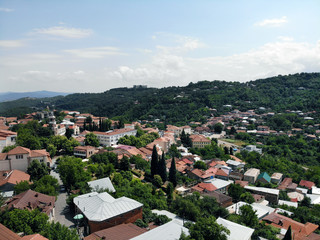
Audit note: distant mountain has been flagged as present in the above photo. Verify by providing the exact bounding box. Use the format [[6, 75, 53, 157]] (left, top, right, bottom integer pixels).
[[0, 91, 70, 102]]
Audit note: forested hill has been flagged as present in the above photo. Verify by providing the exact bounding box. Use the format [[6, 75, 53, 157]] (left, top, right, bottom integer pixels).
[[0, 72, 319, 124]]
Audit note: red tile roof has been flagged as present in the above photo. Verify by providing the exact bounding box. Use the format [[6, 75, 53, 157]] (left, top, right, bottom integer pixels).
[[21, 234, 49, 240], [0, 223, 20, 240], [299, 180, 315, 189], [84, 223, 146, 240], [6, 190, 55, 216], [0, 170, 30, 186], [262, 212, 319, 240], [8, 146, 31, 155]]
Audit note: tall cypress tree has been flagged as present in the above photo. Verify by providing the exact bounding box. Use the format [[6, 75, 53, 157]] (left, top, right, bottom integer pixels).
[[283, 225, 292, 240], [169, 157, 177, 186], [151, 145, 158, 177], [158, 153, 167, 182]]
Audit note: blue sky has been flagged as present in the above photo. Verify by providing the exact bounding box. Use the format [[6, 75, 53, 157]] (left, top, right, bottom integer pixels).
[[0, 0, 319, 92]]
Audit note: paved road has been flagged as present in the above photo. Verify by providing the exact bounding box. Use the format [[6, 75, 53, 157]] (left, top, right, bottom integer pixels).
[[50, 167, 75, 228]]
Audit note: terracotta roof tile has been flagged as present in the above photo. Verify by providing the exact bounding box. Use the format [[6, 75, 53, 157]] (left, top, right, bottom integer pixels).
[[8, 146, 31, 155], [0, 170, 30, 186], [21, 234, 49, 240], [0, 223, 21, 240], [299, 180, 315, 189]]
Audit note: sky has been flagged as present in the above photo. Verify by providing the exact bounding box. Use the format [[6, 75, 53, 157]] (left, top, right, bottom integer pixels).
[[0, 0, 319, 93]]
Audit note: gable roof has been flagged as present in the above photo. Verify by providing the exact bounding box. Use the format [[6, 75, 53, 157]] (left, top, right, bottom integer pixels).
[[74, 192, 143, 222], [0, 170, 30, 187], [299, 180, 315, 189], [7, 146, 30, 155], [84, 223, 146, 240], [6, 189, 55, 216], [87, 177, 116, 193], [257, 172, 271, 182], [0, 223, 20, 240], [216, 217, 254, 240], [21, 234, 49, 240], [262, 212, 319, 240]]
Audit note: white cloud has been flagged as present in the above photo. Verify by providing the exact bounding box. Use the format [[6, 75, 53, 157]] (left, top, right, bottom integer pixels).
[[254, 16, 288, 27], [277, 36, 294, 42], [0, 8, 14, 12], [64, 46, 126, 58], [0, 40, 24, 48], [33, 26, 93, 38], [106, 39, 320, 87]]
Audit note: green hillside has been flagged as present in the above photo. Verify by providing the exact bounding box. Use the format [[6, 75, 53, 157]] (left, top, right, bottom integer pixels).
[[1, 72, 319, 124]]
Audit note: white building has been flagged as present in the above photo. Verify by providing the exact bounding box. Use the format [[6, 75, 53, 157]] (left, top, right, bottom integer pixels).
[[92, 128, 137, 147], [216, 217, 254, 240], [0, 130, 17, 153], [241, 145, 262, 154]]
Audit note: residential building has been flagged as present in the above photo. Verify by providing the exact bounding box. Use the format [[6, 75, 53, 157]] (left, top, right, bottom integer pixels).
[[244, 185, 279, 204], [202, 191, 233, 208], [241, 145, 262, 154], [74, 192, 143, 233], [278, 177, 297, 192], [74, 146, 97, 158], [5, 189, 55, 220], [226, 159, 245, 171], [0, 223, 49, 240], [92, 128, 137, 147], [243, 168, 260, 184], [271, 173, 283, 185], [0, 130, 17, 153], [227, 201, 274, 220], [204, 178, 233, 194], [189, 135, 211, 148], [256, 172, 271, 184], [83, 223, 146, 240], [262, 212, 319, 240], [299, 180, 315, 190], [0, 169, 30, 192], [87, 177, 116, 193], [216, 217, 254, 240], [130, 220, 189, 240], [0, 146, 51, 172]]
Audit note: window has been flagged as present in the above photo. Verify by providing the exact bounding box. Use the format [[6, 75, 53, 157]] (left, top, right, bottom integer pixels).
[[16, 155, 23, 159]]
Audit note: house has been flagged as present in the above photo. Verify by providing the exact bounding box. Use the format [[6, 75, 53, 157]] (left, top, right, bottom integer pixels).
[[271, 173, 283, 185], [226, 159, 245, 171], [0, 170, 30, 192], [74, 192, 143, 233], [226, 201, 271, 220], [87, 177, 116, 193], [83, 223, 146, 240], [5, 189, 55, 220], [278, 178, 297, 192], [0, 130, 17, 153], [0, 223, 49, 240], [306, 194, 320, 205], [74, 146, 97, 158], [130, 220, 189, 240], [299, 180, 315, 190], [0, 146, 51, 172], [244, 186, 279, 204], [204, 178, 233, 194], [256, 172, 271, 184], [202, 191, 233, 208], [92, 128, 137, 147], [215, 168, 230, 181], [216, 217, 254, 240], [243, 168, 260, 184], [229, 172, 243, 181], [189, 135, 211, 148], [187, 167, 217, 181], [262, 212, 319, 240], [241, 145, 262, 154]]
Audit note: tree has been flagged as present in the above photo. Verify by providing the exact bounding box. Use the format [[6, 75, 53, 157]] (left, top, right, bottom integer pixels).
[[27, 160, 49, 181], [65, 128, 73, 139], [213, 123, 223, 134], [188, 216, 229, 240], [151, 145, 158, 177], [1, 145, 16, 153], [158, 153, 167, 182], [194, 161, 207, 170], [228, 184, 245, 202], [224, 146, 229, 155], [32, 175, 59, 196], [85, 133, 100, 147], [239, 204, 259, 228], [169, 157, 177, 186], [153, 175, 163, 188], [167, 182, 174, 204], [229, 147, 234, 155], [46, 143, 57, 158], [283, 225, 293, 240], [120, 155, 130, 171], [239, 192, 255, 204], [14, 180, 31, 194]]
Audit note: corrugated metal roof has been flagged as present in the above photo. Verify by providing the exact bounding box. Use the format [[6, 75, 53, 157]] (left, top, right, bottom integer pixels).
[[130, 220, 189, 240], [88, 177, 116, 193], [216, 217, 254, 240], [74, 192, 143, 222]]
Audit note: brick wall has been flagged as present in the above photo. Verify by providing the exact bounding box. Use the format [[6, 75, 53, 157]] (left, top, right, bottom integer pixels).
[[88, 207, 143, 233]]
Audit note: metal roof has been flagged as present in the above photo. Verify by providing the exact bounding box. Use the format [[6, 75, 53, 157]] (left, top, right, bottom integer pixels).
[[74, 192, 143, 222], [87, 177, 116, 193], [216, 217, 254, 240]]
